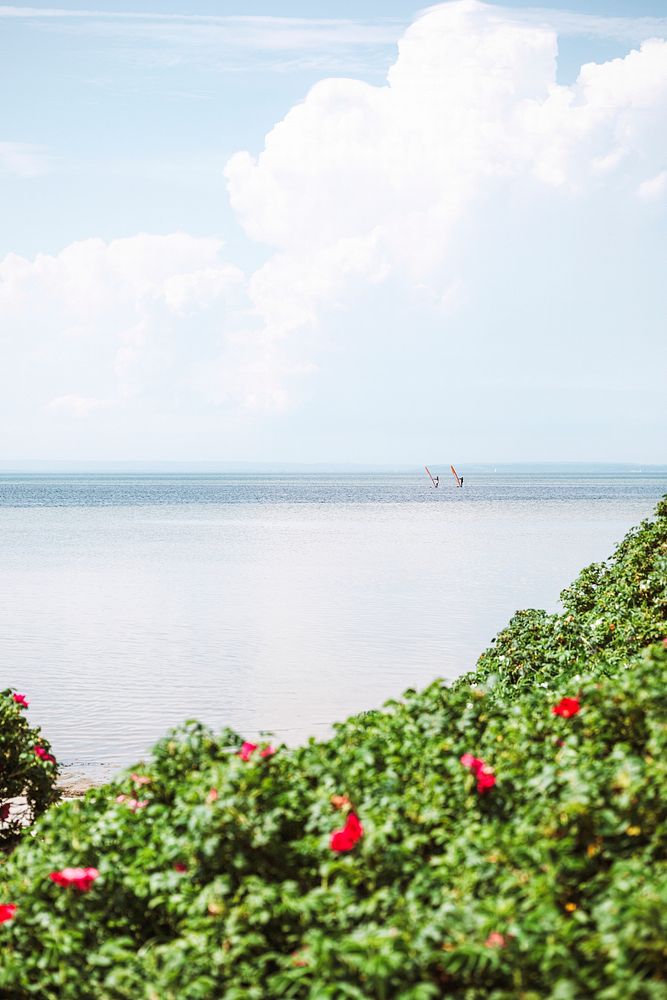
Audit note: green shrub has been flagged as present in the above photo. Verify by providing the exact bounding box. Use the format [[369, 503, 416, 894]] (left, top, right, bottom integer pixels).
[[0, 500, 665, 999], [471, 496, 667, 696], [0, 690, 59, 850]]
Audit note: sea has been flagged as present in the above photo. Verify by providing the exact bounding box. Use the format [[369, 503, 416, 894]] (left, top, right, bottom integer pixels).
[[1, 465, 665, 783]]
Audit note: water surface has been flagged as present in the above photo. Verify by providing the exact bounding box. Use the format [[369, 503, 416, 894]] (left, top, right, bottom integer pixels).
[[1, 467, 664, 781]]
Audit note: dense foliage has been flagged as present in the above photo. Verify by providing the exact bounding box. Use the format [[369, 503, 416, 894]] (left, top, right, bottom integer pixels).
[[0, 691, 59, 850], [0, 500, 665, 999], [470, 496, 667, 696]]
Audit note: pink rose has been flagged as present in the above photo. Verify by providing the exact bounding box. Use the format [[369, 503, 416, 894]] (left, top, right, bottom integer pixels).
[[239, 741, 257, 761], [239, 741, 276, 761]]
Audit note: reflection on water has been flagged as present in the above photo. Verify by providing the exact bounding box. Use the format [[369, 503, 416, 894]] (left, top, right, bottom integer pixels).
[[1, 469, 665, 780]]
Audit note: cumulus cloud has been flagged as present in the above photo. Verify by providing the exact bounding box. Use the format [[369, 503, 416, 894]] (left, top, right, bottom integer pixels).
[[0, 233, 248, 422], [227, 2, 667, 265], [219, 0, 667, 421]]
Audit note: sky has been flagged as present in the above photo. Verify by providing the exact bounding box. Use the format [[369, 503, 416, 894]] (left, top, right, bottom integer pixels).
[[1, 0, 666, 463]]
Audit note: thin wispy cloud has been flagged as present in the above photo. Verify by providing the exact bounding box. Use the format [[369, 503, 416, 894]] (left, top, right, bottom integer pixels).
[[0, 6, 402, 73], [3, 4, 666, 46], [0, 7, 402, 45]]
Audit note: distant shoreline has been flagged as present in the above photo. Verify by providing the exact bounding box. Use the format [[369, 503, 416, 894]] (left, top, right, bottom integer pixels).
[[2, 461, 667, 476]]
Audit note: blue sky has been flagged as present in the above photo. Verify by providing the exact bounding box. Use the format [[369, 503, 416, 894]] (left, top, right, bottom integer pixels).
[[1, 0, 666, 462]]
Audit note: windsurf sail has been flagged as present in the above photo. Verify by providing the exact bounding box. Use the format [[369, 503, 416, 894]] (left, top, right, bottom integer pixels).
[[450, 465, 462, 487], [425, 466, 437, 487]]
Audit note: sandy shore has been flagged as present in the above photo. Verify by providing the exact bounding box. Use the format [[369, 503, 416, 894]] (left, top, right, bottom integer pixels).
[[57, 775, 99, 798]]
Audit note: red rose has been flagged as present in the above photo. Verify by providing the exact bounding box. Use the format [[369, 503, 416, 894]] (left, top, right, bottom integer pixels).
[[0, 804, 10, 822], [552, 697, 581, 718], [0, 904, 17, 924], [460, 753, 496, 793], [174, 862, 187, 872], [49, 867, 99, 892], [34, 745, 56, 764], [12, 693, 28, 708], [476, 767, 496, 793], [330, 812, 363, 852]]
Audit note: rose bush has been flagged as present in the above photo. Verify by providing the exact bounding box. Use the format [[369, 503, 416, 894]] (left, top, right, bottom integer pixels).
[[0, 690, 59, 850], [470, 496, 667, 696], [0, 499, 664, 998]]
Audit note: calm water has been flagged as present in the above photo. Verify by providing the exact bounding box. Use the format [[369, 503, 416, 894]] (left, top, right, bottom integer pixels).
[[1, 467, 665, 781]]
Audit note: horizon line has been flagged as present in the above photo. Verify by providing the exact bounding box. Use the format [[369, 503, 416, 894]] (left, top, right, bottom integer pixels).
[[1, 460, 665, 470]]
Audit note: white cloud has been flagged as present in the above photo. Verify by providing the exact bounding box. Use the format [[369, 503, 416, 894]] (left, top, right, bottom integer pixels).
[[637, 169, 667, 200], [0, 141, 51, 177], [161, 264, 243, 315], [0, 233, 250, 418], [46, 394, 111, 417], [189, 344, 316, 413]]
